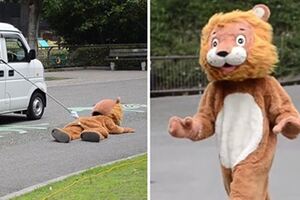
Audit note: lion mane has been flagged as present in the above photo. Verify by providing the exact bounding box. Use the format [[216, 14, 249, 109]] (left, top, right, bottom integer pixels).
[[199, 8, 278, 81]]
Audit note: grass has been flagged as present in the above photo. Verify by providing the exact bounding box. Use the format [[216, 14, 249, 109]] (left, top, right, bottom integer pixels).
[[13, 154, 147, 200]]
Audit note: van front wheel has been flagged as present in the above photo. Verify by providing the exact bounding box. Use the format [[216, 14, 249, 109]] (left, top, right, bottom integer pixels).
[[26, 92, 45, 120]]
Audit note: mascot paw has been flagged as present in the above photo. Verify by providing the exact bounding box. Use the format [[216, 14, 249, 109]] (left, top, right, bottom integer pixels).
[[51, 128, 70, 143], [81, 131, 101, 142], [273, 116, 300, 139], [125, 127, 135, 133], [168, 116, 202, 140]]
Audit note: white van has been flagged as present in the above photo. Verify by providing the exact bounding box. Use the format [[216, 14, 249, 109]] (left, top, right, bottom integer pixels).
[[0, 23, 46, 119]]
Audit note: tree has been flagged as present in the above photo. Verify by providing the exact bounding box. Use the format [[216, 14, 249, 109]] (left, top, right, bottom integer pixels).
[[43, 0, 147, 45], [27, 0, 43, 50], [151, 0, 300, 76], [2, 0, 42, 51]]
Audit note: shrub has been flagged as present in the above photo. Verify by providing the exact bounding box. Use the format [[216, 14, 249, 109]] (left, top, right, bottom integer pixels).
[[68, 46, 110, 67]]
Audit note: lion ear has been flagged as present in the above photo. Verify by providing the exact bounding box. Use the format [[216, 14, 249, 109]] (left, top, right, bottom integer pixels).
[[252, 4, 270, 21], [116, 97, 121, 103]]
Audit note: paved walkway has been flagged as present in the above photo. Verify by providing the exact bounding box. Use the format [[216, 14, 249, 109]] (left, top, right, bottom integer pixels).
[[0, 70, 147, 198], [151, 85, 300, 200], [45, 69, 146, 87]]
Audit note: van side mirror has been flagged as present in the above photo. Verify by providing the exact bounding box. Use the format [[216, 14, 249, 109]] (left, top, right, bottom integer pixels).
[[27, 49, 36, 61]]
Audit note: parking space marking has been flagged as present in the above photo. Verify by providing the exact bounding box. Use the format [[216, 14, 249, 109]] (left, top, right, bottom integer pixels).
[[0, 104, 146, 137], [69, 104, 147, 113], [0, 123, 49, 135]]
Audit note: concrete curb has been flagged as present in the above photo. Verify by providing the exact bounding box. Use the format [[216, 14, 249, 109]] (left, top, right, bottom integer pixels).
[[44, 66, 110, 72], [0, 152, 146, 200]]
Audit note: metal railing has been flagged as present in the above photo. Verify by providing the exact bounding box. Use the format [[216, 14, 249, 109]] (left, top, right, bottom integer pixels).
[[150, 56, 300, 97], [151, 56, 208, 97]]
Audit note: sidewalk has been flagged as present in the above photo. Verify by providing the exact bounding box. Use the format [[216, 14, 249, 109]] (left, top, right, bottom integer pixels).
[[45, 69, 147, 87], [151, 84, 300, 200]]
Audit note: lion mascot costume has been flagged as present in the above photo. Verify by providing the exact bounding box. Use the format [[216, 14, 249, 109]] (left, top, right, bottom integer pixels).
[[52, 97, 135, 143], [168, 4, 300, 200]]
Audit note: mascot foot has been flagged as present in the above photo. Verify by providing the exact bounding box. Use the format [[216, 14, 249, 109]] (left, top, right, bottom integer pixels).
[[51, 128, 70, 143], [81, 132, 100, 142]]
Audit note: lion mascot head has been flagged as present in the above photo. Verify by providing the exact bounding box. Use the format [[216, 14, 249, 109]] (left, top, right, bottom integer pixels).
[[92, 97, 123, 125], [199, 4, 278, 81]]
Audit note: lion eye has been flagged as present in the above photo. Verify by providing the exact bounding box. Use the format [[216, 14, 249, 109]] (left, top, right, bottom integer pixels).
[[212, 38, 219, 47], [236, 35, 246, 46]]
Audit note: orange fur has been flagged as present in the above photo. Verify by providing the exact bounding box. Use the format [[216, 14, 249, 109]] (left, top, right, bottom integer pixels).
[[51, 98, 134, 143], [169, 4, 300, 199], [107, 103, 123, 126]]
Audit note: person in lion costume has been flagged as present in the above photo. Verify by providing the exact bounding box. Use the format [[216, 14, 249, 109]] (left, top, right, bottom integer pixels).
[[168, 4, 300, 200], [51, 97, 135, 143]]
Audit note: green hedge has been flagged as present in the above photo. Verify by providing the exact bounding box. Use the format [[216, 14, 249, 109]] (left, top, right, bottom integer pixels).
[[67, 46, 110, 67], [41, 44, 146, 69]]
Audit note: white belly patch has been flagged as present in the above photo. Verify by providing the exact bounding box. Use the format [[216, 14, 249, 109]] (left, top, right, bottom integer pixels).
[[215, 93, 263, 169]]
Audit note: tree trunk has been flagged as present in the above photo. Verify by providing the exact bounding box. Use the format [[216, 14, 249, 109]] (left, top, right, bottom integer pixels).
[[20, 1, 29, 37], [27, 0, 42, 52]]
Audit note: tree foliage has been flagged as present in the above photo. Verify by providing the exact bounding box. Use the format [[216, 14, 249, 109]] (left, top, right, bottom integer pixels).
[[151, 0, 300, 76], [43, 0, 147, 44]]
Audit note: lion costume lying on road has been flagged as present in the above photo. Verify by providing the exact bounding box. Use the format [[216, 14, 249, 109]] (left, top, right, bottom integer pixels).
[[52, 98, 135, 143], [169, 4, 300, 200]]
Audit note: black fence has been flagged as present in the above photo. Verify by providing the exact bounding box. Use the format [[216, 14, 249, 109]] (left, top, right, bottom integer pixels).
[[151, 56, 208, 97], [150, 55, 300, 97]]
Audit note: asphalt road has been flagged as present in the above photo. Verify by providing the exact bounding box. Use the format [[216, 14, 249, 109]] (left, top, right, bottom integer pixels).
[[0, 70, 147, 197], [151, 84, 300, 200]]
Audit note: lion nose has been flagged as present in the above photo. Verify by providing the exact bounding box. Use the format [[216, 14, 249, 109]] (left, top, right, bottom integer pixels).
[[217, 51, 229, 57]]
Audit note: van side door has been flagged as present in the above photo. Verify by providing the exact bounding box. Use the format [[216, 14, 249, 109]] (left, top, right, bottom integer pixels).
[[0, 37, 9, 112], [4, 34, 31, 111]]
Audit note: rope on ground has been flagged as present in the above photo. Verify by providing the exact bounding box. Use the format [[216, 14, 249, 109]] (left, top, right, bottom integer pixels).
[[42, 155, 147, 200]]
